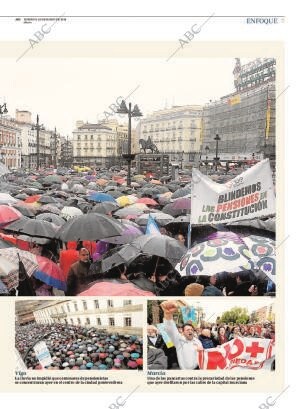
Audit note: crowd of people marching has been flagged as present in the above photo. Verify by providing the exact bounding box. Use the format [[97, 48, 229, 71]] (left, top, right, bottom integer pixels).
[[147, 301, 275, 370]]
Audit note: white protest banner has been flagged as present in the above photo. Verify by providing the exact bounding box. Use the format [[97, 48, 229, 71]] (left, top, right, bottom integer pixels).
[[191, 159, 275, 225], [198, 337, 274, 370], [33, 341, 53, 368]]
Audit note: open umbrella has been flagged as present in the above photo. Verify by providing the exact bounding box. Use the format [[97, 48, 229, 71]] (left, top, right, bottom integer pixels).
[[131, 234, 186, 266], [60, 206, 83, 220], [136, 198, 158, 206], [0, 193, 18, 204], [36, 213, 66, 226], [171, 186, 191, 200], [12, 204, 36, 217], [135, 212, 174, 227], [102, 224, 143, 245], [78, 281, 153, 296], [171, 197, 191, 211], [0, 248, 38, 290], [90, 202, 119, 215], [87, 192, 116, 203], [56, 213, 124, 241], [175, 231, 257, 277], [34, 255, 66, 291], [8, 219, 58, 239], [0, 205, 23, 225], [38, 195, 59, 204]]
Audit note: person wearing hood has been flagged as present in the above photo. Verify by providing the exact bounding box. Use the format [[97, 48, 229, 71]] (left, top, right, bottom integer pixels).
[[66, 248, 91, 295]]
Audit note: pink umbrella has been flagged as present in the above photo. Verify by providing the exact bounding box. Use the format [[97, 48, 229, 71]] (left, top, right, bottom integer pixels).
[[79, 281, 154, 296], [136, 198, 158, 206], [0, 205, 23, 225]]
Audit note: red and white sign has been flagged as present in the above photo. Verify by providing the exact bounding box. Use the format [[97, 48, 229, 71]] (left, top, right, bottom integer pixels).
[[198, 337, 274, 370]]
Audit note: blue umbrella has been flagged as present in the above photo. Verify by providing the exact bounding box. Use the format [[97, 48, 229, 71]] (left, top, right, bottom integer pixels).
[[87, 192, 116, 203]]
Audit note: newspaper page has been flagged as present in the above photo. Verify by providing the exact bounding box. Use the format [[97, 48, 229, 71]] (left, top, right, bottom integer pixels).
[[0, 7, 288, 402]]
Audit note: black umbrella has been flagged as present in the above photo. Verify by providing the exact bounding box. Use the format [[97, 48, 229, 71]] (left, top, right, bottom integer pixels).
[[165, 215, 191, 234], [38, 195, 59, 204], [90, 202, 119, 214], [131, 235, 186, 266], [171, 186, 191, 199], [101, 244, 140, 272], [56, 213, 125, 242], [12, 205, 36, 218], [36, 213, 66, 226], [5, 218, 58, 238], [162, 203, 186, 217]]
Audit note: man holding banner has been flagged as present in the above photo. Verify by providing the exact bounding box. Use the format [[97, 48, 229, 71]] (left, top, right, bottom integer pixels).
[[160, 301, 203, 370]]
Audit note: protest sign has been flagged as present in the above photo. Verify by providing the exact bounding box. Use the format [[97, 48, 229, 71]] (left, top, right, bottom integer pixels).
[[156, 323, 174, 348], [33, 341, 53, 368], [198, 337, 274, 370], [191, 159, 275, 225]]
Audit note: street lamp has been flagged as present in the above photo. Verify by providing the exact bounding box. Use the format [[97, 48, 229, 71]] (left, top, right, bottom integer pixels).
[[31, 115, 44, 170], [205, 145, 209, 174], [53, 127, 57, 168], [214, 134, 221, 171], [0, 103, 8, 115], [180, 150, 184, 170], [117, 100, 143, 186]]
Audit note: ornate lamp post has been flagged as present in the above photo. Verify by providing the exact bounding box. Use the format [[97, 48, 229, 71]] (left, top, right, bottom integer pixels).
[[214, 134, 221, 171], [31, 115, 44, 170], [117, 100, 142, 186], [205, 145, 209, 174]]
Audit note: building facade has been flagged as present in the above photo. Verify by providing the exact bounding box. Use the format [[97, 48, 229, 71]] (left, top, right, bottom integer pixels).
[[72, 120, 134, 168], [138, 105, 203, 168], [251, 304, 275, 323], [0, 116, 22, 169], [33, 299, 143, 335], [202, 58, 276, 161], [15, 110, 62, 169]]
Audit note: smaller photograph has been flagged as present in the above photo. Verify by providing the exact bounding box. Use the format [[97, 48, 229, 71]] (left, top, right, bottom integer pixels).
[[147, 299, 275, 371], [15, 299, 143, 370]]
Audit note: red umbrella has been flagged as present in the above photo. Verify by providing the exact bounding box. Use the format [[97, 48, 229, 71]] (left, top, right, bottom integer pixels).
[[0, 205, 22, 225], [24, 195, 42, 204], [136, 198, 158, 206], [34, 255, 66, 291]]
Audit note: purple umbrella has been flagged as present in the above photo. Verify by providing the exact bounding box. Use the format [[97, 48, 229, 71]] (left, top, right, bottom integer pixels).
[[102, 224, 143, 244], [171, 197, 191, 210]]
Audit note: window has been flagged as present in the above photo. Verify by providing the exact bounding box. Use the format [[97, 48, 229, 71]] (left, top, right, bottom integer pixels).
[[74, 303, 78, 312], [77, 318, 81, 324], [83, 301, 87, 310], [107, 300, 113, 308], [86, 318, 90, 325], [123, 300, 132, 306], [70, 318, 73, 324], [124, 317, 132, 327], [109, 318, 115, 326], [67, 304, 70, 313], [94, 300, 99, 309], [97, 318, 101, 325]]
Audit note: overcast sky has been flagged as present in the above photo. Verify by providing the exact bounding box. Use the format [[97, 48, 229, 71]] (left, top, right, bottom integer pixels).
[[1, 57, 252, 136], [189, 299, 274, 322]]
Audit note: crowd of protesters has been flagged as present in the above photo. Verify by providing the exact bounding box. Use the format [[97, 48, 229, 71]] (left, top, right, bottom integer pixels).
[[15, 322, 143, 370]]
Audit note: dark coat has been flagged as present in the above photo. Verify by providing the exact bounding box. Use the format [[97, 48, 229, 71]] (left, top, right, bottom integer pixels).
[[199, 335, 216, 349], [148, 347, 168, 369], [66, 260, 91, 295]]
